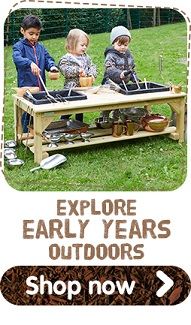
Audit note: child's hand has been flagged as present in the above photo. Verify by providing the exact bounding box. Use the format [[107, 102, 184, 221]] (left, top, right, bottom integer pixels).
[[120, 70, 131, 80], [31, 62, 41, 76], [79, 68, 86, 77], [50, 66, 59, 72]]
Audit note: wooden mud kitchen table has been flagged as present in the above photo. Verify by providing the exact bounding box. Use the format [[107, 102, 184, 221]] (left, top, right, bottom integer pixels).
[[13, 88, 186, 163]]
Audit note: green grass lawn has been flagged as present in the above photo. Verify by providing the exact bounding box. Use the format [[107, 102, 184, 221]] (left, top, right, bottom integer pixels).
[[3, 22, 187, 191]]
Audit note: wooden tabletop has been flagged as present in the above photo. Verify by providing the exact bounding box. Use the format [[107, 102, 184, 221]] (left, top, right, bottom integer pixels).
[[13, 88, 186, 113]]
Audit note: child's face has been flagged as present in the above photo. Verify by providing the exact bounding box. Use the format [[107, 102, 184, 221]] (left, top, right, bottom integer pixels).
[[74, 35, 88, 55], [113, 40, 129, 54], [20, 27, 41, 45]]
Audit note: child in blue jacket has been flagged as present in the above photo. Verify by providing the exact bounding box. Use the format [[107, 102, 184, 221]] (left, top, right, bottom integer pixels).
[[13, 15, 58, 132]]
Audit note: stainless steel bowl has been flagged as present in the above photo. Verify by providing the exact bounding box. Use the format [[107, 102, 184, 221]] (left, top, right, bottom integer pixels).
[[4, 148, 17, 160], [47, 133, 61, 148], [5, 140, 17, 148], [62, 133, 78, 144], [6, 158, 24, 168], [80, 132, 93, 142]]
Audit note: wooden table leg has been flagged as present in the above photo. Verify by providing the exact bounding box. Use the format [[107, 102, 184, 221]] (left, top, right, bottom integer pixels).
[[14, 101, 23, 143], [33, 113, 54, 163], [168, 97, 186, 143], [33, 113, 43, 163]]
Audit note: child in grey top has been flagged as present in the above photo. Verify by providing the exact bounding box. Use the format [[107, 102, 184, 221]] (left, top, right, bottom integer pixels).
[[58, 28, 97, 88], [58, 28, 97, 121], [101, 26, 140, 120]]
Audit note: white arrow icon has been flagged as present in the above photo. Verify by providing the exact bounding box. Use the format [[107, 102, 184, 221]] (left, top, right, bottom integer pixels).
[[156, 270, 174, 297]]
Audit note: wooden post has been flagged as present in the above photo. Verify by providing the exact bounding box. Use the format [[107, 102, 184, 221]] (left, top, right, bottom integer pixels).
[[153, 8, 156, 27], [127, 9, 132, 30]]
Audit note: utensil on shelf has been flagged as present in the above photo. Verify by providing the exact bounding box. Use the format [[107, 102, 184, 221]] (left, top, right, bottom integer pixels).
[[47, 133, 61, 148], [62, 133, 78, 144], [141, 114, 169, 132], [80, 132, 93, 142], [30, 154, 67, 172], [95, 117, 114, 129]]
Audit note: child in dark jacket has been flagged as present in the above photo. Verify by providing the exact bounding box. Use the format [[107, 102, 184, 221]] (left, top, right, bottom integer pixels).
[[13, 15, 58, 132], [101, 25, 140, 120]]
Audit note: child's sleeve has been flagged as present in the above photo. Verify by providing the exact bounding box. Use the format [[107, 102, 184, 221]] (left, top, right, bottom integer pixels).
[[126, 51, 141, 82], [12, 43, 32, 68], [58, 55, 81, 78], [105, 53, 122, 84], [86, 55, 97, 78]]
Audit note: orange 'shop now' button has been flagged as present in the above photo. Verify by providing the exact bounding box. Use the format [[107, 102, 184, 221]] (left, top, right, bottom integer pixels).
[[0, 266, 190, 305]]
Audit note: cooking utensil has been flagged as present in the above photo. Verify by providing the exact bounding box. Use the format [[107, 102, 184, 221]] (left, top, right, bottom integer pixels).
[[125, 120, 140, 136], [4, 148, 17, 160], [38, 74, 58, 102], [141, 114, 169, 132], [5, 140, 17, 148], [6, 158, 24, 168], [132, 72, 141, 89], [108, 79, 123, 93], [95, 117, 114, 129], [68, 82, 77, 97], [47, 133, 61, 148], [30, 154, 67, 172], [122, 80, 128, 94], [80, 132, 93, 142], [144, 78, 148, 90], [62, 133, 78, 144], [25, 90, 35, 100]]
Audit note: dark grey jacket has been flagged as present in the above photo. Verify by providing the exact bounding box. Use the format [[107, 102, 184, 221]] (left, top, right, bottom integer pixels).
[[102, 46, 138, 85]]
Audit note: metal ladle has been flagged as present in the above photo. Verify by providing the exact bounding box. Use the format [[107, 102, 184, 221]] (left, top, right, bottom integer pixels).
[[68, 82, 76, 97]]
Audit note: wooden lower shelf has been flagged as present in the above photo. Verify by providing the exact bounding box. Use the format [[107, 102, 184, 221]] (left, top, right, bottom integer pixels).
[[25, 126, 177, 153]]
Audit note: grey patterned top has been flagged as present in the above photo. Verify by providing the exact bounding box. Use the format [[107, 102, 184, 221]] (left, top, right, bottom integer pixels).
[[102, 46, 138, 85], [58, 53, 97, 88]]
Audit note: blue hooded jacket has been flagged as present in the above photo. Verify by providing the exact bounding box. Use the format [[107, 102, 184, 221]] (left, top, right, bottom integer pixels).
[[13, 38, 56, 89]]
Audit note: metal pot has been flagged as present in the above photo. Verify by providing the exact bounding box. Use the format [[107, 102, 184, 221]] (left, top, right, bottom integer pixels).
[[95, 117, 114, 129], [120, 107, 148, 124]]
